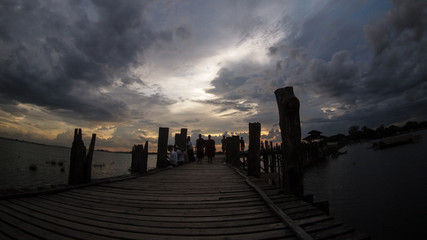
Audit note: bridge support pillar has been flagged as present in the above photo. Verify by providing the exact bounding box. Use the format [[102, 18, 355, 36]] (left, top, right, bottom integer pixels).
[[157, 127, 169, 168], [275, 86, 304, 198], [248, 122, 261, 177], [131, 141, 148, 174], [69, 129, 96, 185]]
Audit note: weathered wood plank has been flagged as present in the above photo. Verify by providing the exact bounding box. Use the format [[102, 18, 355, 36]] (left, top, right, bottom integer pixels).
[[311, 225, 355, 240], [17, 197, 283, 229], [0, 214, 41, 240], [0, 203, 88, 240], [16, 197, 272, 218], [10, 199, 291, 236]]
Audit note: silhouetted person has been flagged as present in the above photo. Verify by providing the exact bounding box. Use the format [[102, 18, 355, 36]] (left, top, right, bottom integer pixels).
[[177, 147, 184, 166], [196, 134, 205, 163], [240, 137, 245, 152], [168, 145, 178, 167], [205, 135, 216, 164]]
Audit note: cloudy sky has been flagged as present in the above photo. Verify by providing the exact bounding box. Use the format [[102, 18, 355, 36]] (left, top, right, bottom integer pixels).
[[0, 0, 426, 151]]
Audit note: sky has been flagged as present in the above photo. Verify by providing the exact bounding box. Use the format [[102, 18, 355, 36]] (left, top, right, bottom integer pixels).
[[0, 0, 426, 151]]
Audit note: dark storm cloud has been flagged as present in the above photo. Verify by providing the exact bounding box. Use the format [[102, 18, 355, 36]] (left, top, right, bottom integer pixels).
[[207, 0, 427, 135], [362, 0, 427, 99], [0, 0, 173, 122], [207, 68, 250, 98], [175, 26, 191, 40]]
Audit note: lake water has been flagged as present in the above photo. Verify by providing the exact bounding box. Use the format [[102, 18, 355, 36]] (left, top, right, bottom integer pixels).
[[304, 129, 427, 240], [1, 131, 426, 239], [0, 138, 157, 191]]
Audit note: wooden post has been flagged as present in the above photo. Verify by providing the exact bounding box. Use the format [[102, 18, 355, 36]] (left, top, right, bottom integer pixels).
[[174, 128, 188, 150], [69, 129, 96, 185], [231, 136, 240, 167], [274, 86, 304, 198], [174, 133, 181, 147], [143, 140, 148, 171], [180, 128, 187, 149], [264, 140, 270, 173], [85, 133, 96, 183], [131, 140, 148, 174], [225, 137, 232, 163], [248, 122, 261, 177], [270, 141, 277, 185], [157, 127, 169, 168]]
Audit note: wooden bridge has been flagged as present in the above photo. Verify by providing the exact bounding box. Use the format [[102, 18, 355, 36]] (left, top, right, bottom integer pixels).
[[0, 156, 369, 240]]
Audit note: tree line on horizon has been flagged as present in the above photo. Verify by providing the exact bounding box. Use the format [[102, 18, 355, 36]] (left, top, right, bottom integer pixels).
[[327, 120, 427, 146]]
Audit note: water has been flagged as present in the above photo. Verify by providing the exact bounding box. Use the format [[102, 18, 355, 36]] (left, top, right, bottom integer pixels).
[[0, 138, 157, 191], [304, 129, 427, 240]]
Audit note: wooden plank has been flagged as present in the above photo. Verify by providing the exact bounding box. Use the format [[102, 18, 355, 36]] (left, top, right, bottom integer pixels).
[[303, 219, 342, 233], [11, 199, 291, 236], [0, 231, 13, 240], [312, 225, 355, 240], [0, 204, 78, 240], [16, 197, 271, 218], [287, 208, 325, 220], [0, 215, 41, 240], [40, 193, 266, 210], [3, 200, 293, 240], [59, 190, 264, 206], [294, 215, 334, 226], [19, 198, 283, 229], [73, 187, 259, 201]]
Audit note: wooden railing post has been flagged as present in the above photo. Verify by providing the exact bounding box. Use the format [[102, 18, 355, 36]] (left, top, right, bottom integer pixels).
[[225, 137, 232, 163], [180, 128, 187, 149], [275, 86, 304, 198], [69, 129, 96, 185], [157, 127, 169, 168], [131, 141, 148, 174], [248, 122, 261, 177], [231, 135, 240, 167], [85, 133, 96, 182]]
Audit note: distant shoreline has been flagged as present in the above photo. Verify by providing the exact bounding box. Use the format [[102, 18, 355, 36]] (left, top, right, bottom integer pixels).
[[0, 136, 70, 150], [0, 136, 153, 154]]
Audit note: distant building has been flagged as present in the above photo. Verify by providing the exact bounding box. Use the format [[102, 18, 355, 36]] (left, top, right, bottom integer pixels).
[[303, 130, 328, 143]]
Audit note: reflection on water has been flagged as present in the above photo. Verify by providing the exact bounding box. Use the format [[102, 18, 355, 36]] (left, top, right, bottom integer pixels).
[[304, 129, 427, 240], [0, 138, 156, 191]]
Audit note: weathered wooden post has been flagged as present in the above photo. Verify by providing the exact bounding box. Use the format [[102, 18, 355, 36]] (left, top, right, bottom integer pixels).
[[85, 133, 96, 182], [69, 129, 96, 185], [231, 135, 241, 167], [264, 140, 270, 173], [225, 137, 232, 163], [157, 127, 169, 168], [274, 86, 304, 198], [270, 141, 277, 185], [131, 141, 148, 174], [180, 128, 187, 149], [248, 122, 261, 177]]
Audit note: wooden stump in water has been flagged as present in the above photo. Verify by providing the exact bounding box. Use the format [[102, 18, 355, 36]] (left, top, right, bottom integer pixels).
[[131, 141, 148, 174], [69, 129, 96, 185]]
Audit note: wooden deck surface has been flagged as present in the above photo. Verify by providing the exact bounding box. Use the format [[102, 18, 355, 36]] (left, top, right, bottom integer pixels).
[[0, 156, 369, 240]]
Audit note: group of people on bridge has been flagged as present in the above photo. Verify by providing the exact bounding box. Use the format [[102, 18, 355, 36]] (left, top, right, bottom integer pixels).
[[167, 134, 218, 166], [167, 133, 249, 166]]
